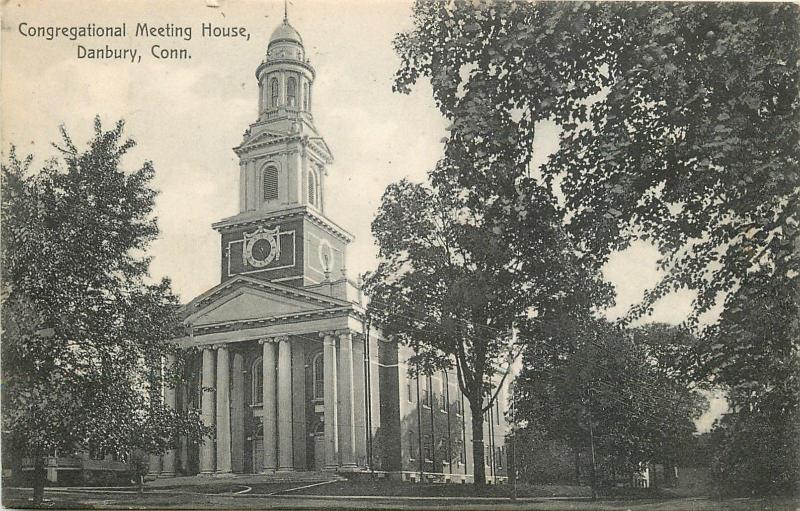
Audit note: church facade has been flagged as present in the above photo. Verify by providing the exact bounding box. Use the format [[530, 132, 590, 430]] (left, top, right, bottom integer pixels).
[[146, 17, 509, 483]]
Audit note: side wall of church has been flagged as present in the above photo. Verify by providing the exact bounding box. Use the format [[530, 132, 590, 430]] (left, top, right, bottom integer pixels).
[[393, 344, 510, 482]]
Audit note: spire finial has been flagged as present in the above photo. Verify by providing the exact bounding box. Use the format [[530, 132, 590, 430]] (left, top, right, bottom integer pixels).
[[284, 0, 288, 21]]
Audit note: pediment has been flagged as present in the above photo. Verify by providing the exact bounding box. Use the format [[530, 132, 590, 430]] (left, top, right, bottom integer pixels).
[[239, 129, 288, 149], [183, 276, 350, 328]]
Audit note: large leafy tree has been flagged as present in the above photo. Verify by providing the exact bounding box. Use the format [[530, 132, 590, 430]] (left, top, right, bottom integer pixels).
[[365, 156, 611, 485], [394, 1, 799, 493], [514, 320, 706, 490], [1, 118, 207, 501]]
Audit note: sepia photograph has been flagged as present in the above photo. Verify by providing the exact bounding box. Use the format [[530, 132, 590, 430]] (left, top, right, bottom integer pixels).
[[1, 0, 798, 509]]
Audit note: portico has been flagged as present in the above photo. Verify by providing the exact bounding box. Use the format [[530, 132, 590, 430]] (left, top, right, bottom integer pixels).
[[157, 274, 376, 475]]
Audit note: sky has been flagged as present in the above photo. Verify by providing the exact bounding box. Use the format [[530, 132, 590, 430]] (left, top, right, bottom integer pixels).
[[1, 0, 723, 430]]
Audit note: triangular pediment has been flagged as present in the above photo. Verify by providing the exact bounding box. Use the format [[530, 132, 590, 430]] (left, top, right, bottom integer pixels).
[[182, 275, 351, 328], [189, 288, 316, 327], [238, 129, 288, 150]]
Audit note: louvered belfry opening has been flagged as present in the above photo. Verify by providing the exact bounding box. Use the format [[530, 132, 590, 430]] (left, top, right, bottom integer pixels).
[[263, 166, 279, 201]]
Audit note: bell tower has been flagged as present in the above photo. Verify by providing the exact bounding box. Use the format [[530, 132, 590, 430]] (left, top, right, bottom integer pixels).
[[212, 15, 353, 289]]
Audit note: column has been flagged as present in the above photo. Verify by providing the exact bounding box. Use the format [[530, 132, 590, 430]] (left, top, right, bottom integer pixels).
[[178, 383, 189, 474], [352, 336, 367, 466], [277, 336, 294, 471], [231, 353, 245, 473], [337, 330, 357, 469], [261, 340, 278, 471], [215, 345, 232, 474], [199, 347, 216, 474], [161, 354, 177, 477], [322, 332, 338, 470]]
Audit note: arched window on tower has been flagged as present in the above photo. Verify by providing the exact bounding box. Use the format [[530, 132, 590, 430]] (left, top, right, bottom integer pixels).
[[307, 169, 317, 207], [303, 82, 309, 111], [287, 77, 297, 107], [251, 356, 263, 405], [263, 166, 279, 202], [270, 78, 279, 107], [312, 352, 324, 401]]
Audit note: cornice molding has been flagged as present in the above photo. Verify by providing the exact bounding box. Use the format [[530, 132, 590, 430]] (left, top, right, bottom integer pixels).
[[193, 305, 357, 336], [211, 205, 354, 243], [255, 58, 316, 80]]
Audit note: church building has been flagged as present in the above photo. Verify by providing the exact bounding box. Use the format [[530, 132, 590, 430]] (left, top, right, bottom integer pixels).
[[146, 15, 509, 483]]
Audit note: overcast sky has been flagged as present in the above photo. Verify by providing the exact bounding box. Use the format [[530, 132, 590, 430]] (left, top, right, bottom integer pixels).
[[1, 0, 724, 429]]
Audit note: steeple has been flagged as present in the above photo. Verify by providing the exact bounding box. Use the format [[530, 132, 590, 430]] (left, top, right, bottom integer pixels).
[[233, 15, 330, 215], [214, 14, 348, 289]]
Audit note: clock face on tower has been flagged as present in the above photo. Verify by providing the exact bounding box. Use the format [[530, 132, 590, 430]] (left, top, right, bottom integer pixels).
[[243, 226, 281, 268]]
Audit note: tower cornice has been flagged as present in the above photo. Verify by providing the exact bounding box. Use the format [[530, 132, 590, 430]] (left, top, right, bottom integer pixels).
[[256, 58, 315, 80], [212, 205, 354, 243]]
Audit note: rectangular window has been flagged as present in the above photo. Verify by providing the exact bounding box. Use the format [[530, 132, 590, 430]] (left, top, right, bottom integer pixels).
[[440, 375, 447, 411], [496, 447, 503, 468], [454, 399, 462, 416], [422, 387, 430, 408], [496, 401, 500, 424], [407, 382, 413, 403], [423, 434, 433, 462], [409, 432, 416, 461], [459, 441, 466, 464]]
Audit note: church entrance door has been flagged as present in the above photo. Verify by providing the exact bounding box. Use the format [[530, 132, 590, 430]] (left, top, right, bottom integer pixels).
[[252, 417, 264, 472]]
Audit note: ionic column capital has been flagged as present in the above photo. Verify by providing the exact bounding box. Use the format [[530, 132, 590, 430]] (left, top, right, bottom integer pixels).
[[334, 329, 351, 339], [260, 335, 288, 344]]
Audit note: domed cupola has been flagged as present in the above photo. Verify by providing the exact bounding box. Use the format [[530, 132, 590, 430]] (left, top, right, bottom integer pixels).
[[270, 19, 303, 46], [267, 19, 305, 62], [255, 15, 315, 117]]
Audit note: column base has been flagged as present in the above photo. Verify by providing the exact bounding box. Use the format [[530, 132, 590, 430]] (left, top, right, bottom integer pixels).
[[158, 472, 176, 478], [214, 471, 235, 478], [199, 470, 215, 476], [337, 464, 359, 472], [276, 467, 295, 472], [323, 464, 339, 472]]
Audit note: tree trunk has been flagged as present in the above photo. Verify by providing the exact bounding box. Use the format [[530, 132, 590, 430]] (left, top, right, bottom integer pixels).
[[470, 401, 486, 486], [32, 455, 46, 504]]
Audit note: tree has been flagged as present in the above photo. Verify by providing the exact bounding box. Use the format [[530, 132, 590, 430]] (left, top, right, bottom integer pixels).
[[1, 118, 208, 502], [514, 319, 706, 490], [394, 1, 798, 493], [364, 156, 611, 485]]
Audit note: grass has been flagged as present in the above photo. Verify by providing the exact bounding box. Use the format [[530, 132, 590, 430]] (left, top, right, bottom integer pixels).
[[3, 487, 799, 510], [288, 479, 591, 498]]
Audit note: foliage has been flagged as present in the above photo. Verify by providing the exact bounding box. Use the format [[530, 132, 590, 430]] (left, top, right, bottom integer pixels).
[[1, 118, 208, 496], [364, 157, 610, 484], [394, 1, 798, 493], [708, 391, 800, 497], [514, 320, 707, 479], [703, 268, 800, 495]]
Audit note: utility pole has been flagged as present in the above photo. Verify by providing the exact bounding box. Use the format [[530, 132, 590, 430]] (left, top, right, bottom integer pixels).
[[588, 387, 597, 501], [510, 386, 518, 502]]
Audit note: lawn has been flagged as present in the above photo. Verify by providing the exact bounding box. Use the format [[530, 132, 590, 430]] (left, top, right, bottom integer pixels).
[[284, 479, 592, 498], [3, 487, 799, 511]]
